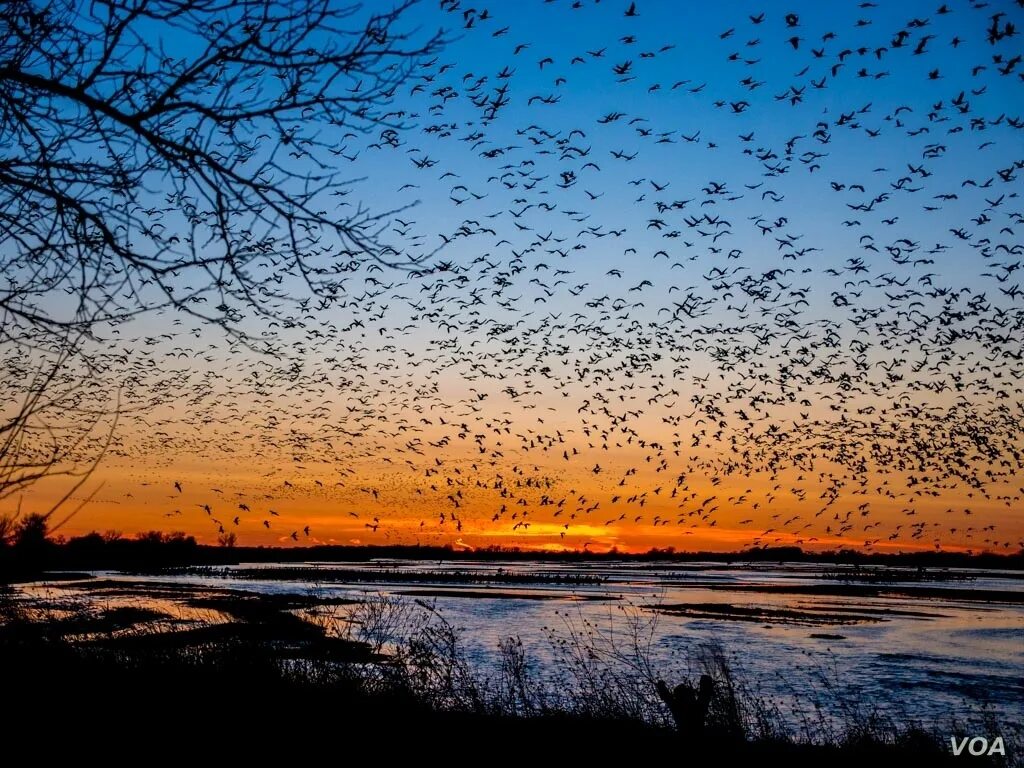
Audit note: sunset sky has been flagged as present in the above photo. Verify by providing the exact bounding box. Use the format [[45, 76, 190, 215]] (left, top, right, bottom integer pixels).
[[4, 0, 1023, 554]]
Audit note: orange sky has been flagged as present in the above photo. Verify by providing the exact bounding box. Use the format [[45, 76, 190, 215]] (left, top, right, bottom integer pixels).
[[12, 434, 1019, 554], [4, 302, 1021, 557]]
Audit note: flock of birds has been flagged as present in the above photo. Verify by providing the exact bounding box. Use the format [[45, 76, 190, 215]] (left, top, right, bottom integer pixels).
[[8, 0, 1023, 553]]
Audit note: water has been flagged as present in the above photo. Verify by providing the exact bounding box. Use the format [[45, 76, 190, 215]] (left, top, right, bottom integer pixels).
[[22, 559, 1024, 730]]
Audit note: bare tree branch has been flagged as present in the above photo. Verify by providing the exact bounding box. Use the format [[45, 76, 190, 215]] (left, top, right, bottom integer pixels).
[[0, 0, 445, 526], [0, 0, 444, 344]]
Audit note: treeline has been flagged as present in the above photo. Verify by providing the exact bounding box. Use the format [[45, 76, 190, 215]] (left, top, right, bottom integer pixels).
[[0, 521, 203, 578], [2, 521, 1021, 579]]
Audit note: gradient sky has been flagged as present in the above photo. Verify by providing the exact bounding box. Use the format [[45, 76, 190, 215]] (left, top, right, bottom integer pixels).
[[5, 0, 1023, 553]]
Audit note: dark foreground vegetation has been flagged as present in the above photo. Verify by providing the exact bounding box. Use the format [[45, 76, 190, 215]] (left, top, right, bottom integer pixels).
[[1, 582, 1015, 765]]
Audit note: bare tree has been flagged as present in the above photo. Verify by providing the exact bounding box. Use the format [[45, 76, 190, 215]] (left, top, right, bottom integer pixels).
[[0, 0, 443, 345], [0, 0, 444, 535], [0, 329, 119, 541]]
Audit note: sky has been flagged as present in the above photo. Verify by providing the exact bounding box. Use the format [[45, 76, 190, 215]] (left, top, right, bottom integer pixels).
[[4, 0, 1023, 554]]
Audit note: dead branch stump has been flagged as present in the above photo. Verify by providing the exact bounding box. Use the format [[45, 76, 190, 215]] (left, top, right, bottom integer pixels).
[[657, 674, 715, 737]]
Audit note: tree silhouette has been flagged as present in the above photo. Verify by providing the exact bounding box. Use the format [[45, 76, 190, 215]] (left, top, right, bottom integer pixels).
[[0, 0, 444, 533], [0, 0, 443, 344]]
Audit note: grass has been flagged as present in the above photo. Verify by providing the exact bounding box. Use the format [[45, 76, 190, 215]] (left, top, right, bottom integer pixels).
[[0, 584, 1016, 765]]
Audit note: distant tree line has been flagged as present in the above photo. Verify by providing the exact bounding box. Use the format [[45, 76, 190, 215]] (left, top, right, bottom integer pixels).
[[3, 527, 1021, 581]]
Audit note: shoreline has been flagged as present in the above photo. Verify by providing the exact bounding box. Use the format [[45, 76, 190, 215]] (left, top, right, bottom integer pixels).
[[3, 538, 1022, 584], [3, 578, 1018, 767]]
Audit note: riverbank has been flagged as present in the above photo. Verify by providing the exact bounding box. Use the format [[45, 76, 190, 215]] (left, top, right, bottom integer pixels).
[[3, 532, 1024, 581]]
